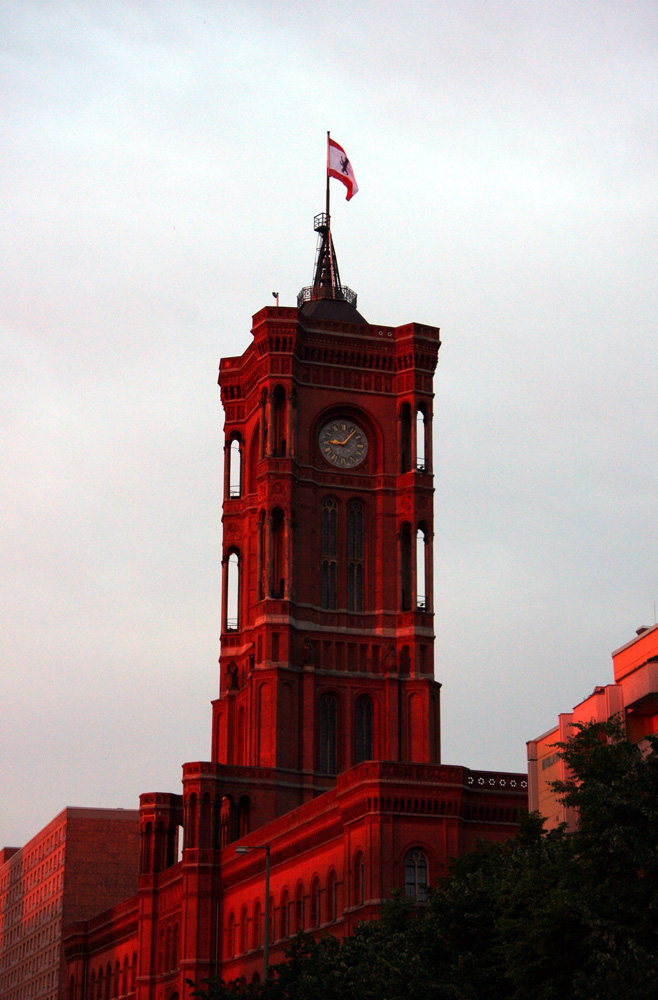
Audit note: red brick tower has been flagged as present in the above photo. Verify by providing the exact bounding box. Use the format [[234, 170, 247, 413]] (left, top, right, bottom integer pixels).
[[212, 213, 441, 834]]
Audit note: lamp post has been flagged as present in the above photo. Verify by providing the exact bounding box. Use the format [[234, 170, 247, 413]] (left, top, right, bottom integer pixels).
[[235, 844, 271, 981]]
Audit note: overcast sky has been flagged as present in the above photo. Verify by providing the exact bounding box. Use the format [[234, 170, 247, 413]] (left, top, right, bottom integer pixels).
[[2, 1, 657, 848]]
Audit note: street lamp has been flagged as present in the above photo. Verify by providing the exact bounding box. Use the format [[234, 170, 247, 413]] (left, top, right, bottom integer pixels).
[[235, 844, 271, 980]]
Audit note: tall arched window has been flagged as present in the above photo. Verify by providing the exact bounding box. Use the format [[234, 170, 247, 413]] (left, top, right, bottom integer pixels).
[[270, 508, 285, 599], [227, 912, 235, 958], [347, 500, 364, 612], [295, 884, 304, 933], [310, 877, 321, 928], [253, 900, 261, 949], [280, 889, 289, 939], [321, 498, 337, 609], [415, 409, 426, 471], [320, 694, 337, 774], [399, 402, 412, 472], [228, 437, 242, 497], [399, 522, 412, 611], [355, 695, 373, 763], [416, 525, 428, 611], [240, 907, 248, 954], [353, 851, 365, 906], [272, 385, 287, 456], [404, 848, 429, 903], [327, 869, 337, 922], [225, 550, 240, 630]]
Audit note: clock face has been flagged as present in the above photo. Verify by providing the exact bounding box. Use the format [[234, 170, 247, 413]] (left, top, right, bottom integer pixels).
[[319, 419, 369, 469]]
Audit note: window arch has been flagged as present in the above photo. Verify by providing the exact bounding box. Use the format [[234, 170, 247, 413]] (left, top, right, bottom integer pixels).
[[240, 906, 248, 954], [310, 876, 321, 928], [416, 525, 428, 611], [416, 405, 431, 471], [224, 549, 240, 631], [327, 869, 337, 922], [237, 707, 246, 766], [270, 507, 285, 599], [353, 851, 365, 906], [319, 694, 338, 774], [399, 522, 412, 611], [355, 695, 373, 763], [404, 848, 429, 903], [227, 912, 235, 958], [227, 436, 242, 498], [272, 385, 287, 456], [399, 402, 412, 472], [280, 888, 289, 939], [321, 498, 337, 609], [347, 500, 364, 612], [295, 883, 304, 933], [253, 900, 261, 949]]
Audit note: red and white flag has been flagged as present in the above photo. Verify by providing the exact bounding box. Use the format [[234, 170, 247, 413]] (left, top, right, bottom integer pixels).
[[327, 138, 358, 201]]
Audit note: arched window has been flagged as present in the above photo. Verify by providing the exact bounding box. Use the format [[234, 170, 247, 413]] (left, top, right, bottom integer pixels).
[[253, 900, 261, 949], [227, 912, 235, 958], [172, 926, 179, 970], [280, 889, 289, 939], [355, 695, 373, 763], [320, 694, 337, 774], [225, 550, 240, 630], [97, 967, 104, 1000], [404, 848, 429, 903], [249, 424, 260, 493], [238, 795, 250, 837], [327, 869, 337, 922], [399, 402, 412, 472], [106, 963, 112, 1000], [272, 385, 287, 456], [268, 894, 274, 944], [240, 907, 248, 954], [416, 525, 428, 611], [347, 500, 364, 612], [122, 956, 129, 992], [353, 851, 365, 906], [228, 437, 242, 498], [131, 953, 137, 991], [321, 498, 337, 609], [310, 877, 321, 928], [165, 926, 171, 970], [295, 884, 304, 933], [158, 931, 164, 974], [399, 522, 412, 611], [270, 508, 285, 599]]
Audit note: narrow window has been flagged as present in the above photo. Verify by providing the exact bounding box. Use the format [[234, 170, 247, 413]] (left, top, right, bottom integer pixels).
[[253, 901, 261, 949], [280, 890, 289, 939], [240, 907, 248, 954], [320, 694, 337, 774], [229, 438, 241, 497], [416, 409, 426, 471], [270, 508, 285, 599], [227, 912, 235, 958], [295, 884, 304, 933], [226, 551, 240, 630], [404, 848, 429, 903], [355, 695, 373, 763], [400, 523, 412, 611], [353, 851, 365, 905], [327, 869, 337, 922], [310, 877, 320, 928], [272, 386, 287, 456], [400, 403, 412, 472], [321, 498, 337, 609], [347, 500, 364, 612], [416, 526, 427, 610]]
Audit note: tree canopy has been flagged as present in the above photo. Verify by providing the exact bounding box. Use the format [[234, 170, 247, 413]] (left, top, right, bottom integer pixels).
[[190, 720, 658, 1000]]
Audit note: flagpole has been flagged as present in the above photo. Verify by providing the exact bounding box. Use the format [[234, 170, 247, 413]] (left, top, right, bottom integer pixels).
[[326, 131, 335, 296]]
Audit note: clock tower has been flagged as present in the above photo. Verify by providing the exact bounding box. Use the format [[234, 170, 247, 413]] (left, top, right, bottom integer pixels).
[[213, 212, 441, 835]]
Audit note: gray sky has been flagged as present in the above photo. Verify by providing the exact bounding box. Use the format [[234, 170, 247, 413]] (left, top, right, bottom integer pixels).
[[2, 1, 657, 848]]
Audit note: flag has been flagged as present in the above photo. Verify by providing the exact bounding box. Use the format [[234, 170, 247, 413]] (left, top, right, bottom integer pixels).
[[327, 138, 359, 201]]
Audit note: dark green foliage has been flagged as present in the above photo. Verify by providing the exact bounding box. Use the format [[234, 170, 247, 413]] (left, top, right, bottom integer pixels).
[[190, 721, 658, 1000]]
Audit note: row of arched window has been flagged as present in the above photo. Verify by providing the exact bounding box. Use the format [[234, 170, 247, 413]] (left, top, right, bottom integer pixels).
[[89, 954, 137, 1000], [157, 922, 180, 974], [223, 508, 431, 631], [224, 397, 432, 501], [225, 848, 429, 959]]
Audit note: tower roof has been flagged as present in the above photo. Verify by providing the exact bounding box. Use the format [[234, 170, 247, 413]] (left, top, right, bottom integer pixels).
[[297, 213, 367, 324]]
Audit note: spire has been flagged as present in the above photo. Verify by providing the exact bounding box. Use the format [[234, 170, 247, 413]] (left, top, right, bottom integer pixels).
[[297, 214, 361, 316]]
